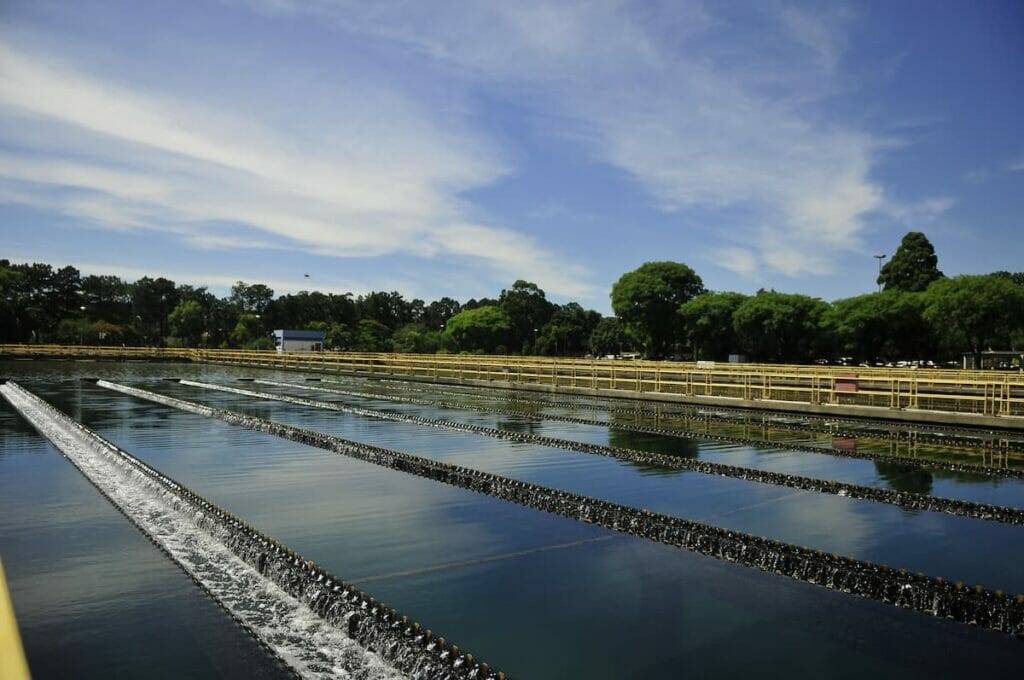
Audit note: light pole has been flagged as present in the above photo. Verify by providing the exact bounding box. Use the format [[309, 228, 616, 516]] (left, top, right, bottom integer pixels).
[[873, 254, 886, 292], [79, 305, 87, 345]]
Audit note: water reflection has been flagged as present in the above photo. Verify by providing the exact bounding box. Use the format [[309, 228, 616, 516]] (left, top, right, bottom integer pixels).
[[873, 461, 934, 495]]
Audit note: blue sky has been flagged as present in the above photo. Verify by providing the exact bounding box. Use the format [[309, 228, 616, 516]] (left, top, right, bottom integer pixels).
[[1, 0, 1021, 312]]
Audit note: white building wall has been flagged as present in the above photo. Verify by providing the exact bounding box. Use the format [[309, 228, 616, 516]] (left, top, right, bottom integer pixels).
[[278, 340, 322, 353]]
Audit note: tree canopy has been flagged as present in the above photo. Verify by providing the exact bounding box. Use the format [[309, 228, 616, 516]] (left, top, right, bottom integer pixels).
[[588, 317, 631, 356], [6, 230, 1023, 365], [498, 280, 555, 353], [444, 306, 512, 354], [611, 261, 704, 357], [922, 275, 1024, 363], [733, 292, 829, 363], [878, 231, 943, 292], [678, 292, 747, 361], [824, 290, 932, 362]]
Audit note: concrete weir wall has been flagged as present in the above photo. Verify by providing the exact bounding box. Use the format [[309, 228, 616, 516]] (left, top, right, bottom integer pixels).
[[1, 381, 504, 680], [98, 380, 1024, 639]]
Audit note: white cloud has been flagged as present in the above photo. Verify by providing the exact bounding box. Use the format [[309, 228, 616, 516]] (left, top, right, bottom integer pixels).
[[0, 37, 593, 298], [2, 253, 371, 296], [253, 1, 909, 277], [713, 246, 758, 278]]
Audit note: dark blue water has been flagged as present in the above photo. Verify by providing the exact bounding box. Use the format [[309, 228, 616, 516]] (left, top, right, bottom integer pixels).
[[2, 361, 1024, 679], [166, 378, 1024, 595], [0, 388, 286, 679]]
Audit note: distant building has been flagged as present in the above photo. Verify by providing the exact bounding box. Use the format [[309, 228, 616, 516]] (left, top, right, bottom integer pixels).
[[272, 329, 325, 353], [962, 350, 1023, 370]]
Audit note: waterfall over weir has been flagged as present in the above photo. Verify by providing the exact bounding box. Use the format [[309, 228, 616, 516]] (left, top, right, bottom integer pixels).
[[96, 380, 1024, 639], [0, 382, 503, 680]]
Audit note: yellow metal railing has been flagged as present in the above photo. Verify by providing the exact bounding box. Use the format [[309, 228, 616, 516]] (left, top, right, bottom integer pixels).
[[0, 558, 31, 680], [3, 344, 1023, 420]]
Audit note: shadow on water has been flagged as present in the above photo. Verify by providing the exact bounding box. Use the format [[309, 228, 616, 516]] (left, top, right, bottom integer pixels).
[[496, 418, 545, 435], [873, 461, 934, 495], [608, 428, 698, 476]]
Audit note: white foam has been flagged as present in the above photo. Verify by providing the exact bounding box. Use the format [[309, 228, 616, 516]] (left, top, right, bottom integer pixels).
[[0, 383, 404, 680]]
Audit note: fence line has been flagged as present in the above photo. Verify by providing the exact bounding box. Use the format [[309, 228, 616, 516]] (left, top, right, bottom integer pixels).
[[3, 344, 1023, 421]]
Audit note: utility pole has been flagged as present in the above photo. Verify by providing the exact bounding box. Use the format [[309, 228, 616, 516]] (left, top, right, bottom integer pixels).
[[874, 254, 887, 292]]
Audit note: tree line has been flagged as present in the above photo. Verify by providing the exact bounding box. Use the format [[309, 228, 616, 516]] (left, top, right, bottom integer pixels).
[[2, 232, 1022, 363]]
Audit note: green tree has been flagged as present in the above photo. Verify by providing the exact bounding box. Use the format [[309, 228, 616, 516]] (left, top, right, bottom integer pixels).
[[131, 277, 179, 344], [0, 262, 24, 342], [678, 291, 747, 360], [230, 281, 275, 315], [357, 291, 414, 330], [733, 291, 829, 363], [992, 271, 1024, 287], [922, 275, 1024, 364], [353, 319, 392, 351], [444, 306, 511, 353], [391, 323, 443, 353], [878, 231, 943, 292], [611, 262, 704, 357], [534, 303, 602, 356], [81, 275, 131, 325], [421, 297, 461, 330], [825, 290, 932, 362], [168, 300, 206, 347], [231, 313, 264, 347], [588, 317, 630, 356], [498, 280, 555, 353]]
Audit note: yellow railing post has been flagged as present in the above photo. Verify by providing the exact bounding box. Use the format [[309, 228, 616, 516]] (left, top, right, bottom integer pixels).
[[0, 558, 31, 680]]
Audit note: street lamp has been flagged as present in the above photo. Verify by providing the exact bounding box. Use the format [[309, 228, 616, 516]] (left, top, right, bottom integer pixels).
[[873, 254, 887, 292], [79, 306, 87, 345]]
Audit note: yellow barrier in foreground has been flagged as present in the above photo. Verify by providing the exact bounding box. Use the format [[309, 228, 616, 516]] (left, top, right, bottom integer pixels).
[[0, 559, 30, 680]]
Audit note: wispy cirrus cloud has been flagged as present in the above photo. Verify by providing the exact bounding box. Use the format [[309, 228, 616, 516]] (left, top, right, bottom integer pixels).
[[245, 1, 947, 279], [0, 37, 593, 297]]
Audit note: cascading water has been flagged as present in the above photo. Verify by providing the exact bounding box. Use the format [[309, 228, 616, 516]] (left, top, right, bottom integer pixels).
[[0, 381, 504, 680], [180, 379, 1024, 525], [96, 379, 1024, 639]]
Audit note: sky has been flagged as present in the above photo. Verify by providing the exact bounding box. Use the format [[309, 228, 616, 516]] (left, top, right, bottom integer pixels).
[[1, 0, 1021, 312]]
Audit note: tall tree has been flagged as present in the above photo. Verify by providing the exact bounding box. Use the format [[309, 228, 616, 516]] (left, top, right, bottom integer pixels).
[[0, 262, 24, 342], [357, 291, 413, 330], [678, 292, 747, 360], [733, 291, 829, 363], [535, 303, 601, 356], [230, 281, 275, 316], [588, 317, 630, 356], [131, 277, 178, 344], [168, 300, 206, 347], [922, 275, 1024, 364], [421, 297, 462, 330], [81, 275, 131, 325], [444, 306, 511, 353], [611, 261, 704, 357], [498, 280, 555, 353], [878, 231, 943, 292], [825, 290, 932, 362]]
